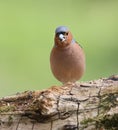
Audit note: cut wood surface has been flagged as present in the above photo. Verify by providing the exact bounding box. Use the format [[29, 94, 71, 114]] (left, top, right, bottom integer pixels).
[[0, 75, 118, 130]]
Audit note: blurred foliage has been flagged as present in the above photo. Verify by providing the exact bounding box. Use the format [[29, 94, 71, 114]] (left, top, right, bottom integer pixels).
[[0, 0, 118, 97]]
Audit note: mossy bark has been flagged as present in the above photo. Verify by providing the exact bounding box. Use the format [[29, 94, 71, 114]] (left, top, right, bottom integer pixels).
[[0, 75, 118, 130]]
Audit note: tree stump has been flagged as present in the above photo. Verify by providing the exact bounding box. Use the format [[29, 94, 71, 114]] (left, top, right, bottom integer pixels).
[[0, 75, 118, 130]]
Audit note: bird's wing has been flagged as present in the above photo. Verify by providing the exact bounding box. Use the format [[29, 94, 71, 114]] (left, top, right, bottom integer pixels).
[[75, 40, 83, 48]]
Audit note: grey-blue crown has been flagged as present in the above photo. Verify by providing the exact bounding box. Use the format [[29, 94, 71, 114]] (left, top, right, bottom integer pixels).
[[55, 26, 69, 34]]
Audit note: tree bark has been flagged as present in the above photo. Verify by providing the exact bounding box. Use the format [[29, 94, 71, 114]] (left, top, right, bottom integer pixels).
[[0, 75, 118, 130]]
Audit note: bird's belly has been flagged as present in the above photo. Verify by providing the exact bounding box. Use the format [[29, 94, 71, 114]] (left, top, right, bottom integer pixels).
[[50, 46, 85, 83]]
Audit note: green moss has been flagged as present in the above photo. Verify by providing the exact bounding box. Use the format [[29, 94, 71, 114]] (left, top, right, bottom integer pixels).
[[81, 118, 94, 125], [80, 118, 95, 128], [0, 105, 15, 113], [7, 115, 13, 126], [100, 93, 118, 111], [80, 114, 118, 129], [98, 114, 118, 130]]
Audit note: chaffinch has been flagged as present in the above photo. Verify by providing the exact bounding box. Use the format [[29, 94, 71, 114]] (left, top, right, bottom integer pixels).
[[50, 26, 85, 84]]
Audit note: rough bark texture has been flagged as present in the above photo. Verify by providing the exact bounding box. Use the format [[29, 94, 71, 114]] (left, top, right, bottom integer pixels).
[[0, 75, 118, 130]]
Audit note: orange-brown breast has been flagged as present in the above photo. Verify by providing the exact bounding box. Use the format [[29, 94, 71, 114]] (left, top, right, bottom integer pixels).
[[50, 42, 85, 83]]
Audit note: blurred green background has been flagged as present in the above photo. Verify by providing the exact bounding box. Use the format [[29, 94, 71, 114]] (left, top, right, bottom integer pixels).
[[0, 0, 118, 97]]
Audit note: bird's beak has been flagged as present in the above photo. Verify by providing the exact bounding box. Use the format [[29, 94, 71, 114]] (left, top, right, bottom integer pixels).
[[59, 34, 65, 42]]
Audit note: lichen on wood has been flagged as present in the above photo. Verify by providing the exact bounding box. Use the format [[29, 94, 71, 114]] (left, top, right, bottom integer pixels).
[[0, 75, 118, 130]]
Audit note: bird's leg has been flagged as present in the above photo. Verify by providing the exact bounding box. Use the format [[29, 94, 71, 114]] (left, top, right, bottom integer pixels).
[[62, 81, 80, 87]]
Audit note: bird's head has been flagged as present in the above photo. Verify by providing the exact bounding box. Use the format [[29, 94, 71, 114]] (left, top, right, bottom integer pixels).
[[54, 26, 73, 48]]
